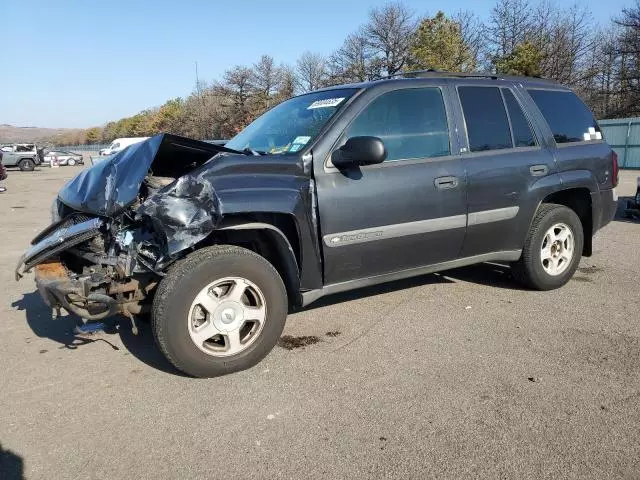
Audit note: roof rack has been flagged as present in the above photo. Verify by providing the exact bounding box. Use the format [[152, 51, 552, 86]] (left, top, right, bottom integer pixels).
[[383, 69, 550, 82]]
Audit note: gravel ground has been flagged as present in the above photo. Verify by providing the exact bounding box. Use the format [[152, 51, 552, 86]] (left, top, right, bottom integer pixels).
[[1, 166, 639, 480]]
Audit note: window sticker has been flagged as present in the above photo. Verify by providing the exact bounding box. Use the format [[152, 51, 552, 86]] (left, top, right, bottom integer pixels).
[[292, 136, 311, 145], [583, 127, 602, 141], [307, 97, 345, 109], [289, 144, 304, 152]]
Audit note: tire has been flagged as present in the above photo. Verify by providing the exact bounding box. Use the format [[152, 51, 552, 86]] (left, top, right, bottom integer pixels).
[[152, 245, 288, 377], [67, 158, 76, 166], [18, 158, 35, 171], [511, 203, 584, 290]]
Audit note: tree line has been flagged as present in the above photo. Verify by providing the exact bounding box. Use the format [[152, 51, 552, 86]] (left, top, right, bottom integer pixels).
[[52, 0, 640, 146]]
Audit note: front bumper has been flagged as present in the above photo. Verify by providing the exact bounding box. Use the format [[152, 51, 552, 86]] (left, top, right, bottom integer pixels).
[[15, 217, 104, 280], [33, 260, 151, 320]]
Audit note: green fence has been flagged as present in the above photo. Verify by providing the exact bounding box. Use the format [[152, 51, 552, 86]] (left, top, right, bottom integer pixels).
[[599, 117, 640, 169]]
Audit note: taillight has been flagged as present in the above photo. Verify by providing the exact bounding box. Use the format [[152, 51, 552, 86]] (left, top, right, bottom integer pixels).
[[612, 151, 619, 188]]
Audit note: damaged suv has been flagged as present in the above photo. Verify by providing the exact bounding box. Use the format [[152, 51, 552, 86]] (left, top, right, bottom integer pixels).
[[16, 72, 619, 377]]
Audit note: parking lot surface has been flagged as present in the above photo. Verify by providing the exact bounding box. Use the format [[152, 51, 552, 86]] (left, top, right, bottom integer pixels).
[[1, 166, 639, 479]]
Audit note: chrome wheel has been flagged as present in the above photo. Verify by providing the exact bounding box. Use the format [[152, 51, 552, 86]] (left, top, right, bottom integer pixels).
[[540, 223, 574, 276], [187, 277, 266, 357]]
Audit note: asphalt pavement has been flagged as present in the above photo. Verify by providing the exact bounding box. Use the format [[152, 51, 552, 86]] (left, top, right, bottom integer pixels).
[[1, 166, 639, 479]]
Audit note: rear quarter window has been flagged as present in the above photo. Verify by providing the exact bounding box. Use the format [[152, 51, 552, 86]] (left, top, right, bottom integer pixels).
[[527, 89, 601, 144]]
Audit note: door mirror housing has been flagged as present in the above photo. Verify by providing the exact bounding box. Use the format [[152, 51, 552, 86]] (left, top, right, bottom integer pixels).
[[331, 136, 387, 169]]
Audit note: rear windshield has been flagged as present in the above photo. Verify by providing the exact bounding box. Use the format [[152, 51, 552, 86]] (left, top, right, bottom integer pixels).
[[528, 89, 601, 144]]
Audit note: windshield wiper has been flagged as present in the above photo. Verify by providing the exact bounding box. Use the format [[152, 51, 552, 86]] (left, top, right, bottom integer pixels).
[[242, 148, 268, 156]]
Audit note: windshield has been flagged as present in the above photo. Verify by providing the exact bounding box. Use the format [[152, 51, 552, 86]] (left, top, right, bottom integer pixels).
[[225, 88, 358, 155]]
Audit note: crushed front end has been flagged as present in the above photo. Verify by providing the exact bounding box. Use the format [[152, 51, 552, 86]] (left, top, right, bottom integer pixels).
[[15, 134, 227, 329], [16, 208, 164, 327]]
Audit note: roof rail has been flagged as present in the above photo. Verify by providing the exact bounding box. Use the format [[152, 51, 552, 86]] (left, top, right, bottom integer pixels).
[[383, 69, 550, 82]]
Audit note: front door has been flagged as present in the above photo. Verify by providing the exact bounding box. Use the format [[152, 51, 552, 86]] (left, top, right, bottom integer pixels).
[[315, 85, 467, 285]]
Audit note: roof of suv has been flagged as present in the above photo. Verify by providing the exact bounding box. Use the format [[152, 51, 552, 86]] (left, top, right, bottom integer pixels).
[[316, 70, 563, 92]]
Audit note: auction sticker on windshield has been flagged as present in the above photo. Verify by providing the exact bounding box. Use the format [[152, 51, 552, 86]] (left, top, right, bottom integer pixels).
[[307, 98, 345, 109]]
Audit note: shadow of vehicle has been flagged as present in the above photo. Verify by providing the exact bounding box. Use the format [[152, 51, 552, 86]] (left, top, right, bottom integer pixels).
[[304, 262, 527, 312], [442, 262, 528, 290], [0, 442, 24, 480], [11, 291, 184, 377]]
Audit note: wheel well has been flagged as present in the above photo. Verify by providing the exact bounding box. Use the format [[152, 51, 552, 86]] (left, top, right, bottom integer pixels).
[[203, 214, 302, 309], [542, 188, 593, 256]]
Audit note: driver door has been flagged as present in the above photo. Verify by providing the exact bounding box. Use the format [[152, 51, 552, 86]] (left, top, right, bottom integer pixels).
[[315, 85, 467, 284]]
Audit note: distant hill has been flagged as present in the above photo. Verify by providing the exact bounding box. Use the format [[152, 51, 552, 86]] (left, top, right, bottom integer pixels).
[[0, 124, 82, 144]]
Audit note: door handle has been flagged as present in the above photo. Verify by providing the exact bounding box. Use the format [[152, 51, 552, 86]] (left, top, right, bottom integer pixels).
[[530, 165, 548, 176], [434, 176, 459, 189]]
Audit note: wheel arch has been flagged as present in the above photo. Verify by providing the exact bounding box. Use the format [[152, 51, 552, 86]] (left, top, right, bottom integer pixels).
[[206, 216, 303, 308], [540, 187, 593, 256]]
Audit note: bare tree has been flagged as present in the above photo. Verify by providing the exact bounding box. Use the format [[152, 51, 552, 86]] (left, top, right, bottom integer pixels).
[[534, 3, 595, 85], [363, 2, 417, 76], [326, 33, 379, 84], [614, 0, 640, 116], [276, 64, 297, 101], [487, 0, 532, 61], [453, 10, 486, 70], [296, 51, 327, 92], [252, 55, 283, 109]]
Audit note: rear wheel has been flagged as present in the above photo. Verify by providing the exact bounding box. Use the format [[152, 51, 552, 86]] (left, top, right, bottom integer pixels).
[[512, 203, 584, 290], [152, 245, 288, 377], [18, 158, 35, 171]]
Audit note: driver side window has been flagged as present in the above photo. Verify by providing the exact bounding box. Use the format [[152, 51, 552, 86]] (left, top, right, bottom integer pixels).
[[345, 87, 450, 162]]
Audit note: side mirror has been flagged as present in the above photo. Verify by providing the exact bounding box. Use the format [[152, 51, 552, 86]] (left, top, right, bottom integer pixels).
[[331, 136, 387, 169]]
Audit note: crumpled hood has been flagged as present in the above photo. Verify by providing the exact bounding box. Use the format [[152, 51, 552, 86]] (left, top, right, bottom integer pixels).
[[58, 134, 224, 216]]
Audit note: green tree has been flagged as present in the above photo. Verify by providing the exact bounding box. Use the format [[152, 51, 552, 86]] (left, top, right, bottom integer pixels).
[[494, 41, 542, 77], [151, 98, 184, 134], [408, 11, 476, 72], [84, 127, 102, 144]]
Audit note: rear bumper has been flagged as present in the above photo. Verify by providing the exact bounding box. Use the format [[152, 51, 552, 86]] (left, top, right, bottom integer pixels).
[[593, 187, 618, 233]]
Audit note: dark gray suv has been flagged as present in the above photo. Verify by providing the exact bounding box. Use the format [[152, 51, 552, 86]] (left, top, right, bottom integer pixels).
[[17, 71, 619, 377]]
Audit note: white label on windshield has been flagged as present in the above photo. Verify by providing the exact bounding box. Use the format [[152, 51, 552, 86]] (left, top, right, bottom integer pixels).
[[307, 97, 345, 109], [292, 136, 311, 145]]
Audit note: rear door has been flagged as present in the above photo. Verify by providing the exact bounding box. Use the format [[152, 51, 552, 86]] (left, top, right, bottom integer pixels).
[[453, 83, 557, 257], [315, 83, 467, 284]]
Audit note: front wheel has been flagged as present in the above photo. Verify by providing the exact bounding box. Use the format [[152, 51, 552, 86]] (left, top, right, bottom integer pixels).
[[67, 158, 76, 166], [152, 245, 288, 377], [511, 203, 584, 290]]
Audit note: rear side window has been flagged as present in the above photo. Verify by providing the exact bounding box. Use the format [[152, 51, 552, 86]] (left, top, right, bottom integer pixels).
[[502, 89, 536, 147], [346, 87, 450, 161], [458, 86, 512, 152], [528, 89, 601, 144]]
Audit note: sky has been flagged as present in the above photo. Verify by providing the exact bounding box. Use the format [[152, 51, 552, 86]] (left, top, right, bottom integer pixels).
[[1, 0, 632, 128]]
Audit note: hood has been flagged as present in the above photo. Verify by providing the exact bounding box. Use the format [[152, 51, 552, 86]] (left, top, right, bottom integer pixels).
[[58, 134, 225, 216]]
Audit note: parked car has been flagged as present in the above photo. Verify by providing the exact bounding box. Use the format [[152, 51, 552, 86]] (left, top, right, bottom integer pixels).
[[99, 137, 149, 156], [44, 150, 84, 166], [1, 144, 39, 171], [16, 71, 618, 377]]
